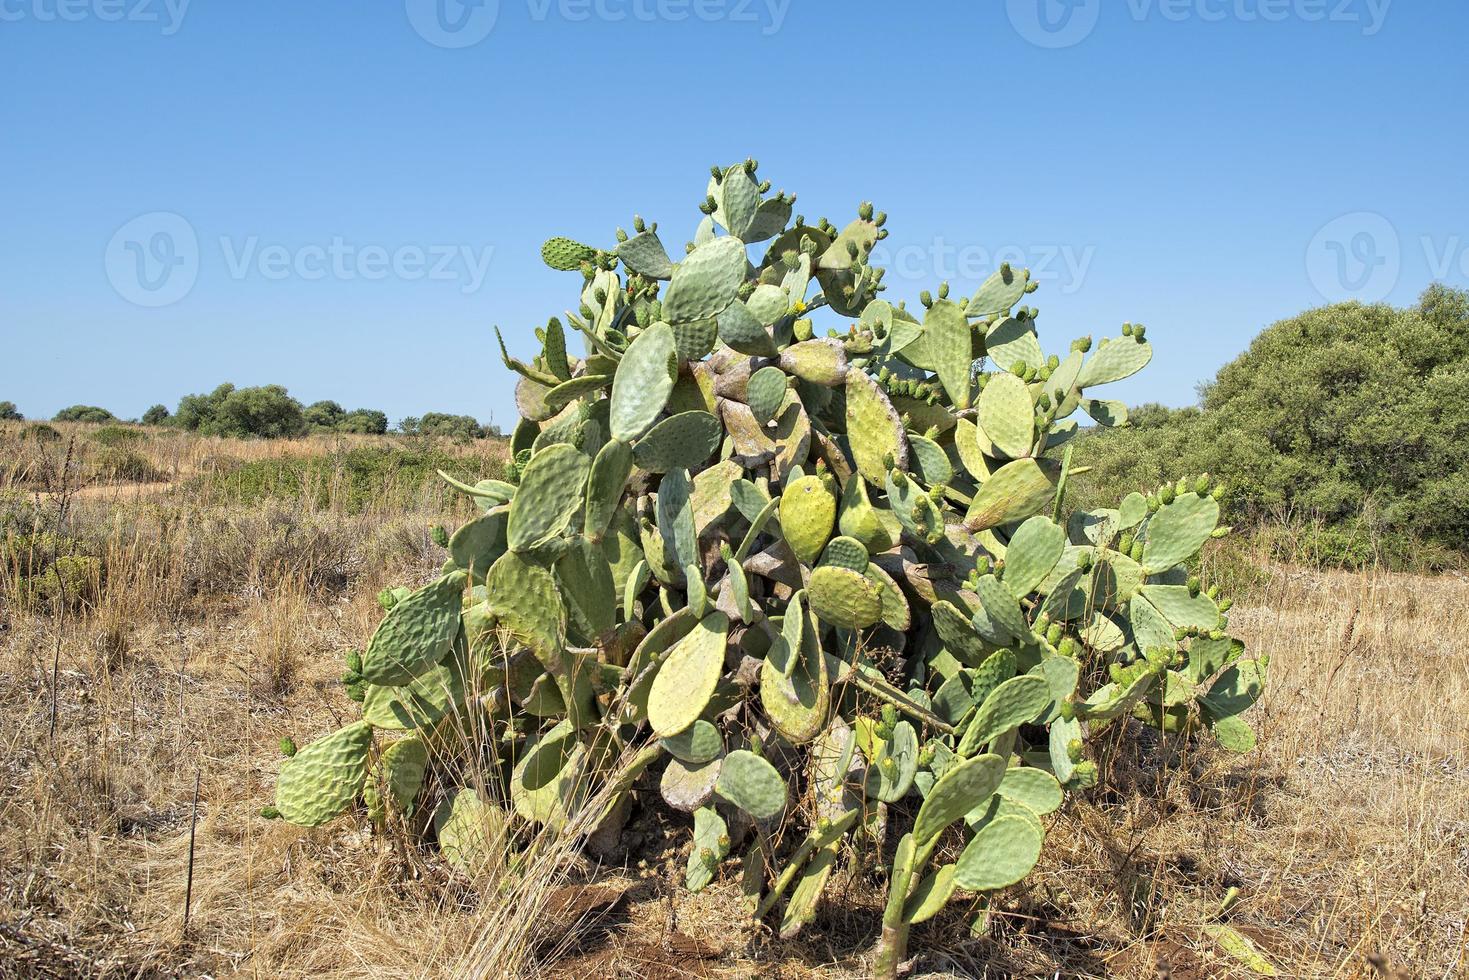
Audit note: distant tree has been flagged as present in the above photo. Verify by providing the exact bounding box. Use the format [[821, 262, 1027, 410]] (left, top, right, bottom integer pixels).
[[340, 408, 389, 434], [0, 401, 22, 421], [401, 412, 486, 440], [172, 383, 307, 438], [304, 400, 347, 431], [1072, 285, 1469, 564], [141, 404, 170, 425], [53, 405, 117, 424]]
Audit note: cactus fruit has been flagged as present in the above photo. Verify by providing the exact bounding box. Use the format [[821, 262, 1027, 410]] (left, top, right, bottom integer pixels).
[[270, 161, 1263, 980]]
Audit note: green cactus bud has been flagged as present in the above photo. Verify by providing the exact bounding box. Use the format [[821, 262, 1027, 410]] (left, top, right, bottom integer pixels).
[[1058, 636, 1077, 657], [280, 736, 298, 757], [430, 525, 449, 548], [1122, 322, 1134, 337], [919, 290, 933, 308], [1077, 550, 1094, 572], [1211, 526, 1232, 539], [261, 805, 282, 820], [1047, 623, 1063, 646], [376, 588, 398, 610], [1160, 484, 1176, 505], [1119, 532, 1135, 554], [1187, 576, 1201, 597], [794, 318, 814, 341], [1219, 598, 1234, 613]]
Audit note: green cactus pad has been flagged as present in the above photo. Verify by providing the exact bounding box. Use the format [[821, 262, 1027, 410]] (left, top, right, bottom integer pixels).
[[932, 600, 988, 665], [978, 372, 1035, 460], [449, 508, 509, 580], [966, 265, 1032, 318], [974, 574, 1029, 643], [685, 805, 730, 892], [584, 439, 634, 543], [996, 766, 1063, 816], [632, 411, 721, 473], [648, 612, 730, 737], [360, 571, 467, 686], [506, 444, 589, 554], [904, 863, 959, 925], [807, 565, 883, 630], [746, 366, 788, 425], [954, 813, 1044, 892], [368, 734, 428, 819], [925, 299, 975, 410], [616, 228, 676, 279], [960, 675, 1052, 756], [906, 433, 954, 487], [541, 236, 596, 271], [274, 720, 373, 827], [1081, 397, 1128, 427], [844, 369, 908, 486], [715, 749, 787, 821], [1138, 584, 1221, 631], [866, 561, 912, 631], [818, 536, 869, 571], [1141, 491, 1220, 573], [864, 719, 918, 803], [779, 475, 836, 564], [837, 473, 894, 552], [361, 648, 465, 731], [661, 718, 724, 765], [985, 316, 1045, 373], [663, 235, 747, 324], [913, 752, 1007, 844], [1184, 634, 1244, 684], [1076, 334, 1153, 387], [434, 788, 507, 876], [717, 299, 778, 357], [1003, 516, 1066, 596], [609, 322, 677, 442], [965, 459, 1056, 531]]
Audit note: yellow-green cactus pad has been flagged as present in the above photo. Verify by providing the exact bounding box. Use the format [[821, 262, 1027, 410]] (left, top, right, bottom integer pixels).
[[807, 565, 882, 630], [959, 675, 1052, 756], [779, 475, 836, 564], [663, 235, 747, 324], [274, 720, 373, 827], [966, 264, 1032, 318], [648, 612, 730, 737], [1140, 491, 1220, 573], [778, 338, 849, 386], [434, 788, 507, 876], [925, 298, 974, 409], [366, 733, 428, 819], [1001, 516, 1066, 597], [978, 372, 1035, 460], [964, 459, 1055, 532], [844, 369, 908, 485], [996, 766, 1063, 816], [1076, 333, 1152, 388]]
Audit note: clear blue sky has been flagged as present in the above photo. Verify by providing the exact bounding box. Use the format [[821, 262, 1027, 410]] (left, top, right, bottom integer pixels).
[[3, 1, 1465, 428]]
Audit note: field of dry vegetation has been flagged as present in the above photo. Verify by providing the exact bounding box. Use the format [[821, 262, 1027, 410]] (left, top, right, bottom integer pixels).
[[1, 422, 1464, 979]]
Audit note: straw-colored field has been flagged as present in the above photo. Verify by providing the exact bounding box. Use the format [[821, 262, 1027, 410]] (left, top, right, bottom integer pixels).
[[2, 423, 1464, 979]]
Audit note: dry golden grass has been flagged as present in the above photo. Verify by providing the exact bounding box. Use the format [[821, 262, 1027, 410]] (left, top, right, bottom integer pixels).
[[1, 429, 1464, 979]]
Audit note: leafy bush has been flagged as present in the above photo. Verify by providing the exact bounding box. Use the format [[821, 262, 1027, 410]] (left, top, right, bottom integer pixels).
[[91, 446, 161, 483], [1071, 285, 1469, 569], [398, 413, 490, 440], [22, 423, 61, 443], [89, 425, 145, 447], [0, 401, 21, 421], [305, 400, 389, 434], [141, 404, 170, 425], [173, 383, 308, 439], [53, 405, 116, 424]]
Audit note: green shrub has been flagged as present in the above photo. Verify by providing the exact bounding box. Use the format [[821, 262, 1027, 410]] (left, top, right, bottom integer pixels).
[[141, 404, 170, 426], [173, 383, 308, 439], [53, 405, 117, 424], [89, 425, 145, 447], [22, 423, 61, 443], [0, 401, 22, 421], [1071, 285, 1469, 569], [91, 446, 161, 483]]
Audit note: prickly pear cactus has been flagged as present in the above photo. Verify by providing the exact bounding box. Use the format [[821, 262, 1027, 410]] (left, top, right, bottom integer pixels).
[[270, 161, 1265, 978]]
